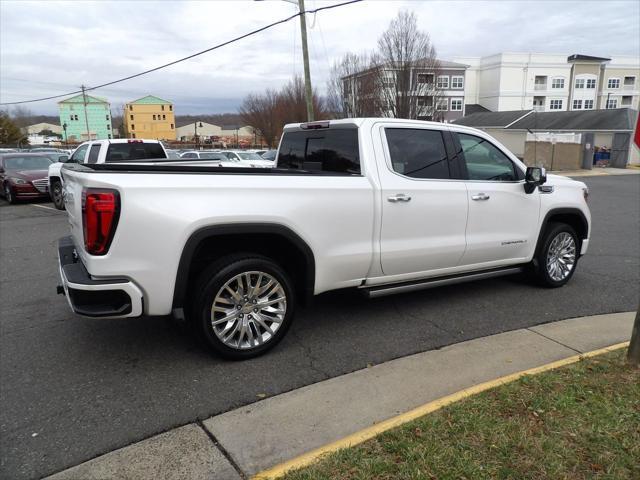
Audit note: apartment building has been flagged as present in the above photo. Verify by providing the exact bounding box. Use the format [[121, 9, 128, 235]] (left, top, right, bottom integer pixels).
[[342, 60, 468, 122], [454, 53, 640, 113], [58, 94, 113, 141], [124, 95, 176, 140]]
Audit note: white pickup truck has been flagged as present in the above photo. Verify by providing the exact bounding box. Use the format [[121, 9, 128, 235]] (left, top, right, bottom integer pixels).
[[57, 118, 591, 359], [48, 139, 167, 209]]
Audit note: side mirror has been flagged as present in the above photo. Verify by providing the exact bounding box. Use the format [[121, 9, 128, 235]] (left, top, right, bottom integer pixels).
[[524, 166, 546, 194], [58, 155, 69, 163]]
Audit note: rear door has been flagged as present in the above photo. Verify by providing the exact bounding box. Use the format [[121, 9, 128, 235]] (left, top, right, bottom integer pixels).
[[454, 131, 540, 266], [377, 123, 468, 277]]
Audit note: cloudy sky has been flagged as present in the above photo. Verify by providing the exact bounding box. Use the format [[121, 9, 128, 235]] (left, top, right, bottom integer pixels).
[[1, 0, 638, 115]]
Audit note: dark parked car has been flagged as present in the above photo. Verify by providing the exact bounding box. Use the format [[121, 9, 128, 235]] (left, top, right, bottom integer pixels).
[[0, 153, 54, 204]]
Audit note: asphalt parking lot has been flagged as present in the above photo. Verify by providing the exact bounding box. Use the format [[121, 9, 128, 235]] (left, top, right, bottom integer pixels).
[[1, 175, 639, 480]]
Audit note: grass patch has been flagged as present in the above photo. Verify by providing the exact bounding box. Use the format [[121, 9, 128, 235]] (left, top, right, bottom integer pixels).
[[283, 350, 639, 480]]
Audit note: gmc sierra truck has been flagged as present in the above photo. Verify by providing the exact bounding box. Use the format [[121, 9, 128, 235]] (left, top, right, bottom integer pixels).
[[56, 118, 591, 359]]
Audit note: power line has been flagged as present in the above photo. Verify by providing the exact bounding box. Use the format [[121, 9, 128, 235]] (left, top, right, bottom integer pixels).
[[0, 0, 362, 106]]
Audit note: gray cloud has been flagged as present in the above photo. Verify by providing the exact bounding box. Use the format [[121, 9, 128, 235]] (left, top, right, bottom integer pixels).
[[1, 0, 638, 114]]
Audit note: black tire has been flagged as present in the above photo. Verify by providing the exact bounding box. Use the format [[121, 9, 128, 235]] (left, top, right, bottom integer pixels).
[[51, 179, 65, 210], [4, 183, 16, 204], [190, 253, 296, 360], [531, 222, 579, 288]]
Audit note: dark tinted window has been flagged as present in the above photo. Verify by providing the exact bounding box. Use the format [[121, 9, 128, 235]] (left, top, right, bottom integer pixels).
[[457, 133, 518, 181], [385, 128, 449, 179], [278, 129, 360, 174], [70, 144, 88, 163], [87, 144, 101, 164], [105, 143, 166, 162]]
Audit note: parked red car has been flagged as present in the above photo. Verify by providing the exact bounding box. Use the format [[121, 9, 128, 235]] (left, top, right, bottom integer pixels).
[[0, 153, 54, 204]]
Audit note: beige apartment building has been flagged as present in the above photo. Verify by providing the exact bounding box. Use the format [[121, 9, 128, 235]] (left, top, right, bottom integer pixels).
[[455, 53, 640, 112], [124, 95, 176, 140]]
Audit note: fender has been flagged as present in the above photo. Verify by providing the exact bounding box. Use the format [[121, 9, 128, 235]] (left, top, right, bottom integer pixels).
[[534, 207, 589, 255], [171, 223, 316, 310]]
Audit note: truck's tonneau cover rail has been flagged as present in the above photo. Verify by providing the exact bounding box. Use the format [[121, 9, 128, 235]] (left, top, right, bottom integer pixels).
[[62, 162, 360, 176]]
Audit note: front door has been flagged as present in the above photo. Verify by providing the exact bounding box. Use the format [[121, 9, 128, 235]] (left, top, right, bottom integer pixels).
[[455, 132, 540, 267], [378, 124, 468, 277]]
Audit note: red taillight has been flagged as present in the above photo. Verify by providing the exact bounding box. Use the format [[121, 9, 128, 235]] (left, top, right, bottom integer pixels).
[[82, 188, 120, 255]]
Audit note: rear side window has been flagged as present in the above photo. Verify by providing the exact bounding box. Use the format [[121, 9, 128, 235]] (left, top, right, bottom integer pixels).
[[278, 129, 360, 174], [105, 143, 166, 162], [87, 144, 101, 164], [385, 128, 449, 179]]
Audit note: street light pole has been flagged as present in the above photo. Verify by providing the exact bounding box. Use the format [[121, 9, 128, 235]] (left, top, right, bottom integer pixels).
[[62, 122, 68, 147], [81, 85, 91, 141]]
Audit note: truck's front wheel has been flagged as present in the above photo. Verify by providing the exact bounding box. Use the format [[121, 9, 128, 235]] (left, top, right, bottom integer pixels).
[[192, 254, 295, 360], [51, 179, 65, 210]]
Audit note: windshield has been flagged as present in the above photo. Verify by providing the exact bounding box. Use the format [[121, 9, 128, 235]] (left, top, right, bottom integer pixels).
[[166, 151, 181, 159], [4, 156, 53, 170], [198, 152, 227, 160], [237, 152, 264, 161]]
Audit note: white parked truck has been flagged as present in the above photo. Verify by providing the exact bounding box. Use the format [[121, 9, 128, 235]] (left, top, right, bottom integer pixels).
[[56, 118, 591, 359]]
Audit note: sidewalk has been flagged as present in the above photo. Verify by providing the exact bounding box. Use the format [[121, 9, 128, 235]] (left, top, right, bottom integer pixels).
[[555, 166, 640, 177], [47, 312, 635, 480]]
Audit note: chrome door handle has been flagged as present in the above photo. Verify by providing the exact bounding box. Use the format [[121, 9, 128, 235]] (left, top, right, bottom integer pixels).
[[471, 193, 490, 201], [387, 194, 412, 203]]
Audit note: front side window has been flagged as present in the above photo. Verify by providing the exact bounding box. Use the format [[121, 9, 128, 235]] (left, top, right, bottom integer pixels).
[[457, 133, 519, 182], [451, 76, 464, 89], [550, 99, 563, 110], [551, 78, 565, 89], [573, 99, 582, 110], [70, 144, 89, 163], [584, 99, 594, 109], [608, 78, 620, 89], [278, 129, 360, 174], [450, 99, 463, 111], [87, 144, 101, 164], [436, 76, 449, 89], [385, 128, 449, 180]]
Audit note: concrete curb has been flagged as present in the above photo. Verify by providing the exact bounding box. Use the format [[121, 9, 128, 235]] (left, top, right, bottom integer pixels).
[[555, 167, 640, 177], [46, 312, 635, 480]]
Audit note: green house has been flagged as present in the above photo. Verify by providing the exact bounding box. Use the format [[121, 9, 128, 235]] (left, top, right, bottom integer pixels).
[[58, 94, 113, 142]]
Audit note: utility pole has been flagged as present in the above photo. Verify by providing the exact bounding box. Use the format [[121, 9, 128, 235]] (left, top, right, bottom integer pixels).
[[81, 85, 91, 141], [627, 306, 640, 367], [297, 0, 314, 122]]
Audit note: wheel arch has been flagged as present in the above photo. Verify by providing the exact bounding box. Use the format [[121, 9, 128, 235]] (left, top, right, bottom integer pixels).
[[172, 223, 316, 310], [535, 208, 589, 256]]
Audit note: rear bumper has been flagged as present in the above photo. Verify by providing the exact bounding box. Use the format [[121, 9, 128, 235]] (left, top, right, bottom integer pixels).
[[57, 236, 144, 318]]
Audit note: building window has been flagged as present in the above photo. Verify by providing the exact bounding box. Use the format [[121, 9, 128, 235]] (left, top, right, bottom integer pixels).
[[608, 78, 620, 89], [450, 98, 463, 111], [107, 124, 111, 130], [108, 134, 112, 139], [131, 124, 135, 130], [162, 114, 166, 120], [132, 133, 136, 138], [417, 96, 433, 107], [436, 98, 448, 111], [549, 99, 563, 110], [70, 115, 74, 121], [106, 114, 109, 120], [170, 123, 174, 129], [624, 76, 635, 87], [606, 98, 618, 109], [584, 99, 594, 109], [74, 114, 78, 120], [586, 78, 596, 89], [153, 114, 156, 120], [129, 105, 133, 111], [534, 76, 547, 89], [436, 76, 449, 89], [161, 105, 165, 111], [551, 78, 565, 89], [451, 76, 464, 89], [417, 73, 434, 84], [572, 99, 582, 110], [169, 105, 173, 111], [130, 115, 134, 121], [621, 96, 632, 106], [575, 78, 585, 89]]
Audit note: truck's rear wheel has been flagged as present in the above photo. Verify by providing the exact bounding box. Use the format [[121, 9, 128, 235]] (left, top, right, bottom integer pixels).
[[192, 254, 295, 359], [51, 179, 65, 210], [532, 222, 579, 288]]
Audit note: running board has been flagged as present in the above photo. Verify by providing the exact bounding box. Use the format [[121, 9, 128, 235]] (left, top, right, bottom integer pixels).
[[362, 267, 525, 299]]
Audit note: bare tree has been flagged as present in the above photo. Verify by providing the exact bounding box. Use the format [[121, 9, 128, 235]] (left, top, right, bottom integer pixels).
[[10, 106, 34, 128], [327, 52, 379, 118], [279, 76, 327, 124], [239, 89, 282, 148], [372, 11, 442, 120]]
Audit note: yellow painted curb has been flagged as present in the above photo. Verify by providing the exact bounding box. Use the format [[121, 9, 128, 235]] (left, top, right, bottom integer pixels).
[[253, 341, 630, 479]]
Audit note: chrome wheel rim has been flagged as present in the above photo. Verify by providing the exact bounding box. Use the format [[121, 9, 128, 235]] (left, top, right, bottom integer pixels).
[[211, 271, 286, 350], [53, 183, 62, 204], [546, 232, 576, 281], [5, 185, 12, 202]]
